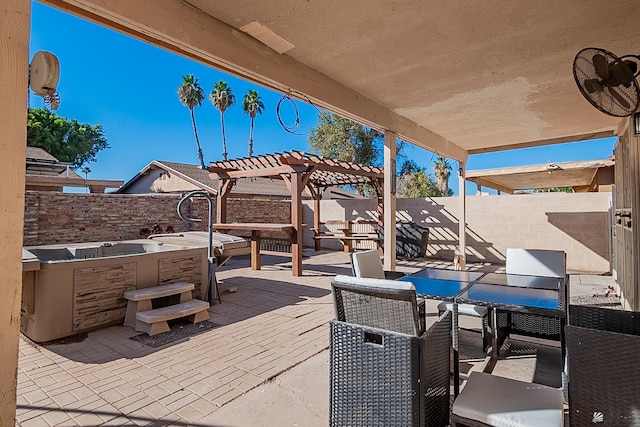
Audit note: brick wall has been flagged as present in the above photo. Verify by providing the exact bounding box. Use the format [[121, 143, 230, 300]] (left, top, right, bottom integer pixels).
[[24, 192, 291, 246]]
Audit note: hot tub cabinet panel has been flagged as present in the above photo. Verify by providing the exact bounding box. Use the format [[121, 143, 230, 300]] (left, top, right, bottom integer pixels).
[[21, 240, 208, 343]]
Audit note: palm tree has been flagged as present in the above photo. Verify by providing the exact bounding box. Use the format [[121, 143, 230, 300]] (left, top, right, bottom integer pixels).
[[241, 90, 264, 157], [210, 81, 235, 161], [433, 156, 452, 196], [80, 166, 91, 193], [177, 74, 206, 168]]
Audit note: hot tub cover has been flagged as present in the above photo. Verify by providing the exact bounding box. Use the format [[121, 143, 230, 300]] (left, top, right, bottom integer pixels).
[[148, 231, 250, 257]]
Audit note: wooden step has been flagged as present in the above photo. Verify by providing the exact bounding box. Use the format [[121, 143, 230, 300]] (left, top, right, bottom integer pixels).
[[134, 299, 210, 336], [124, 282, 194, 301]]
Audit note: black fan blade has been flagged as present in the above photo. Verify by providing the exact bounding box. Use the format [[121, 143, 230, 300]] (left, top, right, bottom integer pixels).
[[608, 85, 631, 109], [583, 79, 603, 94], [593, 53, 609, 80]]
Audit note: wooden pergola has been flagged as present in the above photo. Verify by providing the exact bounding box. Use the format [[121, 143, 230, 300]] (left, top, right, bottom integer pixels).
[[208, 150, 384, 276]]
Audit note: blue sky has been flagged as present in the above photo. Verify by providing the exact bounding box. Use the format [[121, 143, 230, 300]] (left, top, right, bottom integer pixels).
[[29, 2, 616, 195]]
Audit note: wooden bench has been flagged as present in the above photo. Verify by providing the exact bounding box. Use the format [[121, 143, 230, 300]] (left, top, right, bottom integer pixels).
[[312, 220, 380, 252], [135, 299, 210, 336], [123, 282, 195, 328]]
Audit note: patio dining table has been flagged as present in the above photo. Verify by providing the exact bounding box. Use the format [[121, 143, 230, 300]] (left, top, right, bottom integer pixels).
[[455, 272, 567, 372], [399, 268, 567, 396]]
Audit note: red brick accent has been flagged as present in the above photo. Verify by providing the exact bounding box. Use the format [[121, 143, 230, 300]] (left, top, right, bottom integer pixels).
[[23, 192, 291, 246]]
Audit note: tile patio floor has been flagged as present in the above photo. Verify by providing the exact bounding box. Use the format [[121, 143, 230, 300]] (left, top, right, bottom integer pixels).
[[15, 250, 617, 426]]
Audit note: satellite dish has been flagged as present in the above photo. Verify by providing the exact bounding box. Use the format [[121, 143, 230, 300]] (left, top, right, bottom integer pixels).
[[29, 51, 61, 110]]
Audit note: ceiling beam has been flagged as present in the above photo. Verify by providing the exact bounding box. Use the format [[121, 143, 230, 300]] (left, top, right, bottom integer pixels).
[[41, 0, 467, 161], [467, 177, 514, 194], [467, 131, 616, 155]]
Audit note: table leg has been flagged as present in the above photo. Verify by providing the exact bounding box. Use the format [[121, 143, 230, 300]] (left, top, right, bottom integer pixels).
[[452, 302, 460, 397], [251, 230, 261, 270], [483, 307, 499, 373]]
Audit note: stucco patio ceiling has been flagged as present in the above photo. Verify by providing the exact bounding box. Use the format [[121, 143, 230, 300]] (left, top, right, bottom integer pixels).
[[42, 1, 640, 161]]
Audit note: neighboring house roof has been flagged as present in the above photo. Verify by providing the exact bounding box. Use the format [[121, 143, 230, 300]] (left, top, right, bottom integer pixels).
[[467, 157, 615, 193], [25, 146, 123, 192], [117, 160, 363, 199]]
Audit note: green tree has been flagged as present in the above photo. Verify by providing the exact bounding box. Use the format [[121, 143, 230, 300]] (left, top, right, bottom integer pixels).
[[533, 187, 575, 193], [210, 81, 235, 161], [398, 170, 443, 198], [308, 112, 380, 165], [242, 89, 264, 157], [80, 166, 91, 179], [396, 160, 442, 198], [177, 74, 206, 168], [434, 156, 453, 196], [27, 108, 109, 168]]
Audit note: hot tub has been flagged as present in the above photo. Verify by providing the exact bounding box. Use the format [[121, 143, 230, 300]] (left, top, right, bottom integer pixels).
[[21, 239, 208, 342]]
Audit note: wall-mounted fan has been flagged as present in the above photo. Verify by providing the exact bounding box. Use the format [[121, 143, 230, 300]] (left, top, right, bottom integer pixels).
[[573, 47, 640, 117], [29, 51, 61, 110]]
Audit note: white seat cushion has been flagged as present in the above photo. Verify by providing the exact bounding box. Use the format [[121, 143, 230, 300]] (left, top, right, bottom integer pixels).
[[506, 248, 566, 279], [334, 274, 416, 292], [438, 301, 488, 317], [452, 372, 564, 427], [350, 249, 386, 279]]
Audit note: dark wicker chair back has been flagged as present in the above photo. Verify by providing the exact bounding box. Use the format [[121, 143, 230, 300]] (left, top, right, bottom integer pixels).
[[329, 311, 452, 427], [566, 324, 640, 426], [569, 304, 640, 335], [332, 275, 421, 336]]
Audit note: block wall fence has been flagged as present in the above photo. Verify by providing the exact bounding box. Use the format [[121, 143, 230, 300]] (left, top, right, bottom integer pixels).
[[24, 191, 612, 273], [303, 192, 612, 273]]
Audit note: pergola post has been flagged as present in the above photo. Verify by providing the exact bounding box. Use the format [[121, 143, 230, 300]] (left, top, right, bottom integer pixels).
[[383, 131, 397, 271], [216, 179, 234, 224], [290, 171, 303, 276], [1, 0, 30, 423], [311, 187, 322, 251]]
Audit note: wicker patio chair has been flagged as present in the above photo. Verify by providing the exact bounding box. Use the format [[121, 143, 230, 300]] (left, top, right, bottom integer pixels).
[[329, 275, 451, 427], [499, 248, 568, 342], [450, 372, 565, 427], [565, 323, 640, 426], [568, 303, 640, 334], [350, 249, 405, 280], [565, 305, 640, 425]]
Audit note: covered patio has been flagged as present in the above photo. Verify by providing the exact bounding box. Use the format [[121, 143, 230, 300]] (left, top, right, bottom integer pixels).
[[4, 0, 640, 424]]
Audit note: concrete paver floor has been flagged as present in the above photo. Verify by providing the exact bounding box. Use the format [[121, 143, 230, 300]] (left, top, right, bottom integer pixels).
[[15, 251, 617, 426]]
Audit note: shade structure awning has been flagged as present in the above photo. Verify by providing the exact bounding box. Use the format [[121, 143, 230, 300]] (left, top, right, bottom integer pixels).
[[207, 150, 385, 277], [467, 158, 614, 193]]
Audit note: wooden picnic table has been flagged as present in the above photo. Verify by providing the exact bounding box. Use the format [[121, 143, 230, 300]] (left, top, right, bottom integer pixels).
[[211, 223, 295, 270]]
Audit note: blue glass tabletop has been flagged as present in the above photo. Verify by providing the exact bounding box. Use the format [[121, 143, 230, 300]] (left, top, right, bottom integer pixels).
[[408, 269, 486, 282], [478, 273, 562, 290], [399, 276, 469, 298], [457, 282, 559, 310]]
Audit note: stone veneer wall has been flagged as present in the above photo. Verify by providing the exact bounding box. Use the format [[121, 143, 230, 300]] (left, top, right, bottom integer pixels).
[[303, 192, 613, 273], [23, 191, 291, 246]]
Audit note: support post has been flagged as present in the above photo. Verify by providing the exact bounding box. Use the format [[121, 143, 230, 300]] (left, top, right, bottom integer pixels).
[[290, 172, 303, 276], [383, 131, 397, 271], [313, 190, 322, 251], [215, 179, 234, 224], [0, 0, 30, 423], [458, 162, 467, 269]]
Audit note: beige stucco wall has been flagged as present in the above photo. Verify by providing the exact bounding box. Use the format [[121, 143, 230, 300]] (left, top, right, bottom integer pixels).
[[303, 192, 612, 273]]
